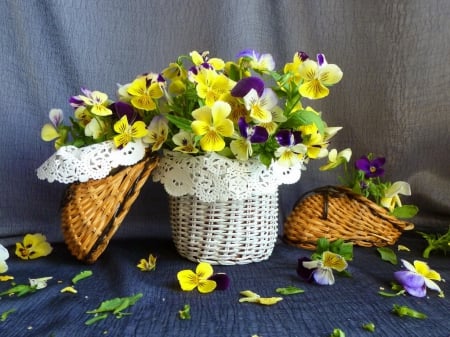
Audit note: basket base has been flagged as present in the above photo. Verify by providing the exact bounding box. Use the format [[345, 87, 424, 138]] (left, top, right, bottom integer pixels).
[[169, 193, 279, 265]]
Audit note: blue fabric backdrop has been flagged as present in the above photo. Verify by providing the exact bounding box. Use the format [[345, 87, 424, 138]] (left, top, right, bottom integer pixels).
[[1, 0, 449, 244]]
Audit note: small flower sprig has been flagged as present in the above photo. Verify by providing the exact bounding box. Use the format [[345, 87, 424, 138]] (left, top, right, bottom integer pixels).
[[297, 238, 353, 285], [340, 153, 418, 218]]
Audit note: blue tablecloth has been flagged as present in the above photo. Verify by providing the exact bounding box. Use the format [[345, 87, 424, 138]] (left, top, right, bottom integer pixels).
[[1, 231, 449, 337]]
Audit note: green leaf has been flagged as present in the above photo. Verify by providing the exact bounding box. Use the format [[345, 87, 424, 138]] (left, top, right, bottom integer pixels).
[[377, 247, 397, 265], [179, 304, 191, 320], [0, 309, 16, 322], [378, 289, 405, 297], [164, 113, 192, 131], [85, 313, 109, 325], [275, 286, 304, 295], [72, 270, 93, 285], [392, 304, 427, 319], [86, 293, 143, 314], [391, 205, 419, 219], [330, 328, 346, 337], [362, 322, 375, 332], [280, 110, 325, 134], [0, 284, 38, 297]]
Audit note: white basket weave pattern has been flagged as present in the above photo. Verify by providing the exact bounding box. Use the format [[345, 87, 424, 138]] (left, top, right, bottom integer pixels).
[[169, 192, 279, 265]]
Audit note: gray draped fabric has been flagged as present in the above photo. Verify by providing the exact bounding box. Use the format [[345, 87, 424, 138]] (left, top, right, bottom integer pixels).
[[1, 0, 449, 244]]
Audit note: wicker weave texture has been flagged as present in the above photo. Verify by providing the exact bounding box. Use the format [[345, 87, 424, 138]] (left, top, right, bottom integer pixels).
[[61, 155, 158, 263], [284, 186, 414, 250], [169, 192, 279, 265]]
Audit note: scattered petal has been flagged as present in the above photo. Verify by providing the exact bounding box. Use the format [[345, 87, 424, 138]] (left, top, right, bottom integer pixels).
[[60, 286, 78, 294]]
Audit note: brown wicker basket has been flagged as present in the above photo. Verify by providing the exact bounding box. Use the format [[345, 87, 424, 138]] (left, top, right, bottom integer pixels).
[[283, 185, 414, 250], [61, 154, 159, 263]]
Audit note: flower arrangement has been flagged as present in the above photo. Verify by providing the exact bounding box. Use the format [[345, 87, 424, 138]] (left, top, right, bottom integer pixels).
[[339, 153, 418, 218], [40, 49, 348, 171]]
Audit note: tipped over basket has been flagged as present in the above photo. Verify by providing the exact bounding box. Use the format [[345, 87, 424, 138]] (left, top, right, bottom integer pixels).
[[61, 154, 159, 263], [283, 186, 414, 250]]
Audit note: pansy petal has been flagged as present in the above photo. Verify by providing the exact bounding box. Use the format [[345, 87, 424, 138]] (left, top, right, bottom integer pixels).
[[208, 273, 230, 290], [197, 279, 217, 293], [297, 257, 315, 281], [0, 260, 8, 273], [41, 124, 60, 141], [322, 251, 347, 272], [250, 126, 269, 143], [394, 270, 425, 289], [423, 278, 442, 293], [319, 64, 343, 85], [403, 284, 427, 297], [231, 77, 265, 97], [196, 262, 214, 279], [177, 270, 199, 291], [400, 259, 416, 273], [313, 267, 335, 285], [0, 244, 9, 260]]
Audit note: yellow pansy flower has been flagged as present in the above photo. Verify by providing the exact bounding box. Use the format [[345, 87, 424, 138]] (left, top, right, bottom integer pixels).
[[15, 234, 53, 260], [177, 262, 217, 293], [298, 54, 343, 99], [172, 130, 199, 154], [113, 115, 148, 148], [142, 115, 168, 151], [191, 101, 234, 152], [191, 68, 234, 107], [127, 75, 164, 111], [137, 254, 157, 272], [77, 90, 112, 116]]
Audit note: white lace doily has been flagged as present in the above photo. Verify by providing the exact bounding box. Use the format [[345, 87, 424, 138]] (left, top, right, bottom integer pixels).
[[37, 140, 147, 183], [152, 151, 302, 202]]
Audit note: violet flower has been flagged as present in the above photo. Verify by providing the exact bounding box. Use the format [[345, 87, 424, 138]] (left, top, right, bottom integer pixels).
[[237, 117, 268, 143], [394, 259, 442, 298], [355, 155, 385, 178], [231, 76, 265, 98]]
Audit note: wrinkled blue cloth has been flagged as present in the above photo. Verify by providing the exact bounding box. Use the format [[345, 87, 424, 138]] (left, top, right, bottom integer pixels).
[[1, 232, 449, 337]]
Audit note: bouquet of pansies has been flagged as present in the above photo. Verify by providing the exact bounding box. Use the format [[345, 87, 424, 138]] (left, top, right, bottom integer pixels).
[[40, 49, 348, 173]]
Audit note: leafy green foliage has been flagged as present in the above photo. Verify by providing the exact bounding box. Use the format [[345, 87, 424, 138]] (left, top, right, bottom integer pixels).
[[376, 247, 398, 265], [85, 293, 143, 325], [391, 205, 419, 219], [179, 304, 191, 320], [330, 328, 346, 337], [312, 238, 353, 261], [275, 286, 304, 295], [0, 309, 16, 322], [362, 322, 375, 332], [72, 270, 93, 285], [392, 304, 427, 319], [0, 284, 38, 297], [418, 227, 450, 258]]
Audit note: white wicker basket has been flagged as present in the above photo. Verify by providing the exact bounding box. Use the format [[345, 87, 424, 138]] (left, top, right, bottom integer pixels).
[[154, 151, 302, 265], [169, 192, 279, 265]]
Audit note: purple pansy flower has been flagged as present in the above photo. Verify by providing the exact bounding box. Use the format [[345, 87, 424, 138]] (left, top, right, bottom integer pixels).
[[109, 101, 139, 123], [275, 129, 302, 147], [237, 117, 268, 143], [393, 259, 442, 298], [208, 273, 231, 291], [231, 76, 265, 98], [355, 155, 385, 178], [297, 257, 315, 282]]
